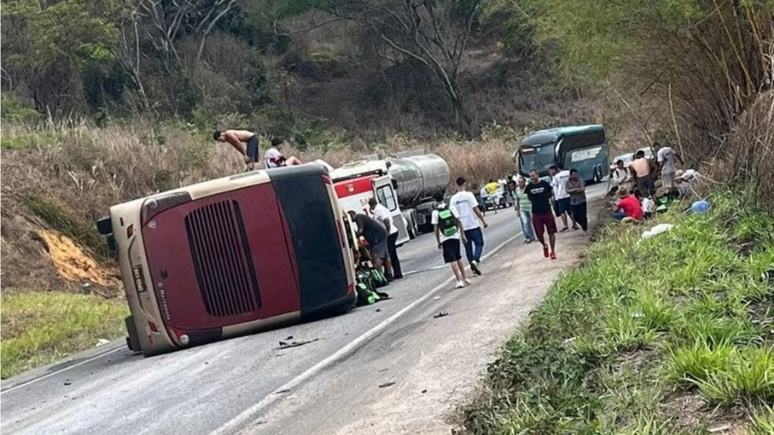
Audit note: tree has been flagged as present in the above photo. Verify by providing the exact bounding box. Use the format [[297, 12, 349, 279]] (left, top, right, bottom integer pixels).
[[312, 0, 481, 135], [2, 0, 122, 115]]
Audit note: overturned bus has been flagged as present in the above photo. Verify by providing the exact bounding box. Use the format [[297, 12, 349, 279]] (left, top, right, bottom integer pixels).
[[97, 164, 356, 356]]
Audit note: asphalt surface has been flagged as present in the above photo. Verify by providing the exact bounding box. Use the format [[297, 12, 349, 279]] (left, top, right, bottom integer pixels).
[[1, 184, 608, 435]]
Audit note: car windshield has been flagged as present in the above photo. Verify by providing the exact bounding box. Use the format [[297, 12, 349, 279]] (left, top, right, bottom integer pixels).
[[614, 154, 633, 163]]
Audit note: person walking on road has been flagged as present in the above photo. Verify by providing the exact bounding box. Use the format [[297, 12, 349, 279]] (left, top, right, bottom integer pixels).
[[348, 211, 388, 272], [549, 165, 577, 231], [369, 197, 402, 280], [513, 176, 536, 243], [525, 169, 558, 260], [565, 169, 588, 232], [213, 129, 261, 171], [431, 192, 470, 289], [450, 176, 488, 276]]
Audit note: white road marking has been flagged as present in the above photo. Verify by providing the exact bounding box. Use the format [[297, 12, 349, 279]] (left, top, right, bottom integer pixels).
[[1, 346, 125, 395], [211, 231, 523, 435]]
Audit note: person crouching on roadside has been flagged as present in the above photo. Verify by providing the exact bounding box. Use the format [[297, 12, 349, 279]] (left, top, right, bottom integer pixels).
[[431, 192, 470, 289], [613, 189, 644, 223]]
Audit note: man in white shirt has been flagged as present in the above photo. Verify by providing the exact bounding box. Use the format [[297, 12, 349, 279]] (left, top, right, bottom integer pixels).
[[450, 176, 488, 275], [264, 137, 303, 168], [548, 165, 576, 231], [369, 197, 402, 280], [431, 192, 469, 289], [655, 142, 684, 191]]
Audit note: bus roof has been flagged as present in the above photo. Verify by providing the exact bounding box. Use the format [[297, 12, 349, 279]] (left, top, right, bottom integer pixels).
[[520, 124, 604, 147]]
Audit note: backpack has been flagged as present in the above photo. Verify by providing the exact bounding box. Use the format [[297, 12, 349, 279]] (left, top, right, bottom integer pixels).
[[437, 206, 458, 237]]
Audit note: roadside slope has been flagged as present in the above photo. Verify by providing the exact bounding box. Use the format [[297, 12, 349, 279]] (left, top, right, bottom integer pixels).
[[461, 192, 774, 434]]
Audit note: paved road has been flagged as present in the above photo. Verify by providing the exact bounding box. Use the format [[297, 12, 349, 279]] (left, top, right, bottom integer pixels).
[[1, 184, 608, 435]]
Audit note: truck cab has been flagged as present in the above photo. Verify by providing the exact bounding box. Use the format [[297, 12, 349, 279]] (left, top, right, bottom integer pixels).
[[330, 160, 411, 246]]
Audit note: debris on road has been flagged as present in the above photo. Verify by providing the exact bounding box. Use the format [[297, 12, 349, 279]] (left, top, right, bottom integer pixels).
[[277, 338, 320, 350], [96, 339, 110, 347], [433, 311, 449, 319], [63, 380, 71, 386], [421, 389, 427, 394], [376, 308, 382, 313], [378, 381, 396, 388], [285, 335, 294, 340]]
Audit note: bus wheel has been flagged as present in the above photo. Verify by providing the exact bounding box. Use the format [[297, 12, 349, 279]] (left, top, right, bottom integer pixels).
[[592, 168, 601, 184]]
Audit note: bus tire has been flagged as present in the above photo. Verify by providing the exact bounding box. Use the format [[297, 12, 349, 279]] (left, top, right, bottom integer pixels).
[[592, 168, 601, 184]]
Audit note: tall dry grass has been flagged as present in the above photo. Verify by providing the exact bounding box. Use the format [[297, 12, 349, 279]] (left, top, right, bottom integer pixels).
[[710, 90, 774, 210], [1, 122, 516, 291]]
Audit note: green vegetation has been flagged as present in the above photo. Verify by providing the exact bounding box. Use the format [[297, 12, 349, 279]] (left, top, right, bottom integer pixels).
[[461, 192, 774, 434], [1, 291, 127, 379]]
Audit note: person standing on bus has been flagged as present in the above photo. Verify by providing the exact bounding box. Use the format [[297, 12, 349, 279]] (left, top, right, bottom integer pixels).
[[213, 129, 261, 171], [565, 169, 588, 232], [548, 166, 577, 231], [450, 177, 488, 276], [368, 197, 402, 280], [526, 169, 558, 260]]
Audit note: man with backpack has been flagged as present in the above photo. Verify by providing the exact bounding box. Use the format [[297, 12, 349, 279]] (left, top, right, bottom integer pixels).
[[431, 192, 470, 289]]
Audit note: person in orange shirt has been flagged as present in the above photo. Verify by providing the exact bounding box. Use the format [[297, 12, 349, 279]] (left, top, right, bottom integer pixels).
[[630, 150, 656, 198]]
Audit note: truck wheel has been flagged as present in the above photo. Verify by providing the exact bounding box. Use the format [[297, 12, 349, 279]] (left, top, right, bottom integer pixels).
[[125, 316, 141, 353]]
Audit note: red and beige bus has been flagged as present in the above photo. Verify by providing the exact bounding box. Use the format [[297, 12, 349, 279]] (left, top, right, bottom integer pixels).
[[97, 164, 356, 356]]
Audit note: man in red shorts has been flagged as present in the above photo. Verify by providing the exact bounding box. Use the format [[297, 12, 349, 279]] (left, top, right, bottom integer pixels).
[[525, 169, 558, 259]]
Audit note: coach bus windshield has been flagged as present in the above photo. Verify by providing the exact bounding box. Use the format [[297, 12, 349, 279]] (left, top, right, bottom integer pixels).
[[519, 144, 556, 176]]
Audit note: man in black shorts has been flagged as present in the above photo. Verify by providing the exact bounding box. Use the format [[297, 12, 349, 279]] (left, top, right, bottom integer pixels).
[[348, 211, 388, 271], [431, 193, 469, 288], [213, 129, 260, 171], [525, 169, 558, 260]]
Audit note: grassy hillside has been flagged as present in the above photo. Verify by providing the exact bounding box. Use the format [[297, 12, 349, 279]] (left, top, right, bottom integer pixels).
[[460, 192, 774, 434]]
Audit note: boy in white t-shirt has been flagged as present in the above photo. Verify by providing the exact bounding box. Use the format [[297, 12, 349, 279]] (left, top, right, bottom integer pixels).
[[449, 177, 488, 276], [431, 192, 470, 288], [264, 137, 303, 168]]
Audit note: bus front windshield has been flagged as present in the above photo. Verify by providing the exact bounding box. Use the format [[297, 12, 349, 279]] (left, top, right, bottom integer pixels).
[[519, 144, 556, 175]]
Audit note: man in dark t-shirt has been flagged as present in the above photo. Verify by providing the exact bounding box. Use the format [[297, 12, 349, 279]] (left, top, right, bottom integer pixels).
[[525, 169, 558, 260], [348, 211, 388, 269]]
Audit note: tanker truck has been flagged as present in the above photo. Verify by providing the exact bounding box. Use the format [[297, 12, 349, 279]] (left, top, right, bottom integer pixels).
[[330, 152, 450, 245]]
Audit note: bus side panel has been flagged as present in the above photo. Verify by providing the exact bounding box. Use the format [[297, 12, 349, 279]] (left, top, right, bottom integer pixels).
[[270, 168, 350, 315], [565, 144, 608, 182]]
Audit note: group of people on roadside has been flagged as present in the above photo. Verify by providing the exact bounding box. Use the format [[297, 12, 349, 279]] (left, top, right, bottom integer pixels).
[[346, 199, 404, 282], [610, 141, 701, 223]]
